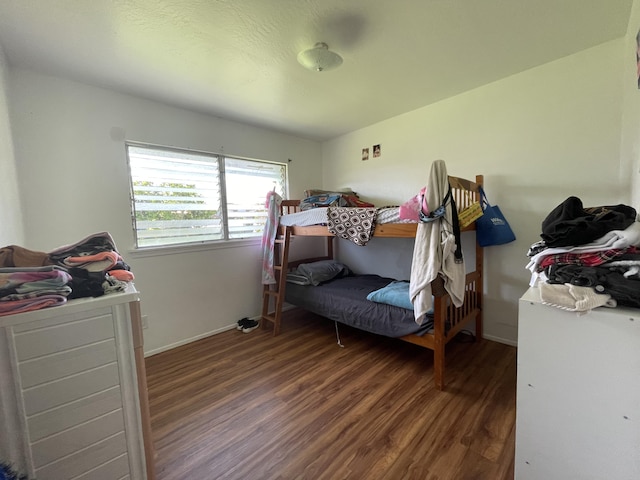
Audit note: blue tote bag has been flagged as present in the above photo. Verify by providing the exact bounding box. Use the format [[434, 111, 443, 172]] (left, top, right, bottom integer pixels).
[[476, 187, 516, 247]]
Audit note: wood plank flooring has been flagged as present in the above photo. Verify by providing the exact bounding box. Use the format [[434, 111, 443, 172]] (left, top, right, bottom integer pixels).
[[145, 308, 517, 480]]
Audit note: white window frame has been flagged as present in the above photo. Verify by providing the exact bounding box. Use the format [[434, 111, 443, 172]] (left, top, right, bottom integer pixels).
[[125, 142, 288, 251]]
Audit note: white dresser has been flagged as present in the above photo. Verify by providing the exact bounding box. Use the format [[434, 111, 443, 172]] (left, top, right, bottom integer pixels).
[[0, 287, 154, 480], [515, 287, 640, 480]]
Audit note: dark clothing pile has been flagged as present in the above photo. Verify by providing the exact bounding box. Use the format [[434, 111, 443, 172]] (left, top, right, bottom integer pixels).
[[527, 197, 640, 310], [541, 196, 636, 247], [0, 232, 134, 317]]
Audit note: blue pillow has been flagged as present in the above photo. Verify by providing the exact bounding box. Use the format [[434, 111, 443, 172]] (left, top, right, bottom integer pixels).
[[366, 281, 435, 314], [366, 280, 414, 310]]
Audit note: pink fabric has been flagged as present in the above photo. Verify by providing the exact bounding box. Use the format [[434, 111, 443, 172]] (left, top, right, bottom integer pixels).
[[261, 191, 282, 285], [399, 187, 426, 222], [0, 269, 71, 290], [63, 251, 121, 271], [108, 270, 135, 282], [0, 295, 67, 316]]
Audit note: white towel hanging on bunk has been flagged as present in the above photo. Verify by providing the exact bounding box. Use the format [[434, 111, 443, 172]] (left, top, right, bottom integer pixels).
[[409, 160, 465, 325]]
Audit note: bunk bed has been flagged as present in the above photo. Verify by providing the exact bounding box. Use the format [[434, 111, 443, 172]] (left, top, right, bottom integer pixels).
[[260, 174, 484, 390]]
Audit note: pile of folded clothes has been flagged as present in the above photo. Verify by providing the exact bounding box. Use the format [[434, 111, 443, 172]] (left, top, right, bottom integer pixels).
[[526, 196, 640, 312], [0, 232, 134, 316], [47, 232, 134, 298], [299, 188, 374, 211], [0, 265, 72, 316]]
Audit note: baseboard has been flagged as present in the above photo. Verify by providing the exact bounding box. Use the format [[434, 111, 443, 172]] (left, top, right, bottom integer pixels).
[[145, 316, 518, 357], [144, 306, 314, 357], [483, 334, 518, 347], [144, 324, 237, 357]]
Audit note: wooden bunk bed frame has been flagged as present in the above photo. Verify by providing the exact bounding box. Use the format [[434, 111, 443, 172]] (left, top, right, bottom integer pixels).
[[261, 175, 484, 390]]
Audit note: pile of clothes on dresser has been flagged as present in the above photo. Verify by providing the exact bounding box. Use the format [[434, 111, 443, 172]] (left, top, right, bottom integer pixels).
[[0, 232, 134, 316], [527, 196, 640, 312]]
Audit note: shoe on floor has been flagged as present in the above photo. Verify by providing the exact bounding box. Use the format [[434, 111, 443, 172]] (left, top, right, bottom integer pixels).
[[242, 319, 260, 333], [236, 317, 250, 331]]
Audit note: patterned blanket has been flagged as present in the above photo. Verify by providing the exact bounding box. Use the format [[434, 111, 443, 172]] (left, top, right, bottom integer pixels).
[[327, 207, 377, 246]]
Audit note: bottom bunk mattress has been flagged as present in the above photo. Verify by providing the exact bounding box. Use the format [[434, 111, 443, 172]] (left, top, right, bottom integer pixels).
[[285, 274, 433, 337]]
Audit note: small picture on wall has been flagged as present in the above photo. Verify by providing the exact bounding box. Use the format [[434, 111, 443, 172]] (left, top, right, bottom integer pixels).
[[373, 144, 381, 158], [362, 147, 369, 161], [637, 28, 640, 89]]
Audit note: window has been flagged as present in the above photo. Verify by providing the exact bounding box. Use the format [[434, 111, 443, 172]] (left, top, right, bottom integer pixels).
[[126, 144, 287, 248]]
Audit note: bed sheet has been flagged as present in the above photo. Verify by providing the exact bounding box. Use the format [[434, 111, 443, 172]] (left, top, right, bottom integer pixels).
[[285, 274, 433, 337], [280, 206, 412, 227], [280, 207, 328, 226]]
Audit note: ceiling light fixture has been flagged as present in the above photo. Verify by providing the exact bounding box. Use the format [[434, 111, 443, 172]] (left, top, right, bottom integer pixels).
[[297, 42, 343, 72]]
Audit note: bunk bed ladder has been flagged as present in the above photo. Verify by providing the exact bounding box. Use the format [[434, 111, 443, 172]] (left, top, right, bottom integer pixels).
[[261, 226, 292, 336]]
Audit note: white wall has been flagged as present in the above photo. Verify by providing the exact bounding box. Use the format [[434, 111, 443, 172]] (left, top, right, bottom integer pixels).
[[0, 49, 25, 468], [624, 0, 640, 209], [5, 31, 637, 351], [322, 39, 630, 345], [8, 69, 322, 354], [0, 44, 24, 246]]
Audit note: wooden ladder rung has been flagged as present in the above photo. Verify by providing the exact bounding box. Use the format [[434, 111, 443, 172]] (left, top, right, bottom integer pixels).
[[260, 225, 293, 337]]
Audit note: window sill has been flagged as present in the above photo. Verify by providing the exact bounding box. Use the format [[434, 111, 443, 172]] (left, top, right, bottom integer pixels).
[[127, 238, 261, 258]]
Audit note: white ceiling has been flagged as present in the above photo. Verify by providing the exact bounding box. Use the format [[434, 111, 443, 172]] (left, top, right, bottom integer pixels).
[[0, 0, 634, 141]]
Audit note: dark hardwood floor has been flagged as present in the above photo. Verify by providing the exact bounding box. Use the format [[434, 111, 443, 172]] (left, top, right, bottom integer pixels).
[[145, 308, 517, 480]]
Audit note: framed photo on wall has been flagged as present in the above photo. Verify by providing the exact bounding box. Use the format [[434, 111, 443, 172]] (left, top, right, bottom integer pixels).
[[636, 28, 640, 89]]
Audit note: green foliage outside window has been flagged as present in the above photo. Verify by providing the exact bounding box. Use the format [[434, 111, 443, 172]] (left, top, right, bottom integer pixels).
[[133, 181, 217, 222]]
